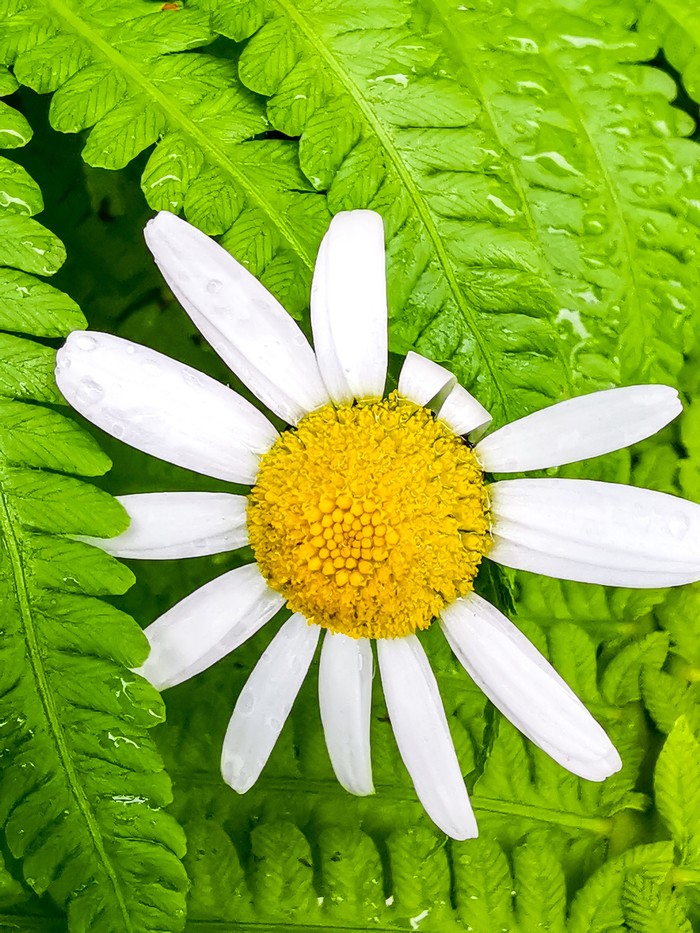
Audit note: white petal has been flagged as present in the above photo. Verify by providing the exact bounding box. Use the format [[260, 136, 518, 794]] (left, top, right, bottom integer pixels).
[[138, 564, 284, 690], [476, 385, 682, 473], [377, 636, 477, 840], [144, 212, 330, 424], [221, 613, 320, 793], [439, 383, 492, 437], [397, 351, 456, 407], [489, 479, 700, 587], [319, 632, 374, 796], [82, 492, 248, 559], [310, 211, 387, 402], [441, 595, 621, 780], [55, 332, 277, 483]]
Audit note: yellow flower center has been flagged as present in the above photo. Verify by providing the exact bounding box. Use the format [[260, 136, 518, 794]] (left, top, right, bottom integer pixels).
[[247, 393, 490, 639]]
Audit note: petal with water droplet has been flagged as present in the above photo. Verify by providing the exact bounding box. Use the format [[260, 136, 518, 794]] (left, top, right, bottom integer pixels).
[[377, 636, 477, 840], [489, 478, 700, 586], [221, 614, 320, 792], [441, 594, 621, 780], [319, 632, 374, 796], [476, 385, 682, 472], [144, 212, 330, 424], [55, 331, 278, 483], [82, 492, 248, 559], [311, 211, 387, 402], [138, 563, 284, 689]]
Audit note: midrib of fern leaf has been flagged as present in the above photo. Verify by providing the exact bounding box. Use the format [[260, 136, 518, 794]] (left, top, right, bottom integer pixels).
[[0, 0, 331, 320], [217, 0, 571, 424], [0, 92, 187, 932], [222, 0, 700, 406], [469, 0, 696, 395]]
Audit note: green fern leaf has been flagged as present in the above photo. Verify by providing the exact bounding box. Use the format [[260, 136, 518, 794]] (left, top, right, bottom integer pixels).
[[0, 65, 30, 148], [641, 667, 700, 734], [600, 632, 670, 706], [513, 831, 567, 932], [655, 717, 700, 870], [452, 837, 514, 931], [622, 870, 693, 933], [0, 94, 188, 931], [216, 0, 700, 419], [568, 842, 676, 933], [0, 0, 329, 321], [637, 0, 700, 103]]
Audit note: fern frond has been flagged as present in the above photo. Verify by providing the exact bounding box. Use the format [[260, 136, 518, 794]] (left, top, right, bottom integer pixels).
[[569, 842, 677, 932], [0, 93, 187, 931], [654, 717, 700, 870], [637, 0, 700, 104], [217, 0, 700, 421], [0, 0, 330, 320]]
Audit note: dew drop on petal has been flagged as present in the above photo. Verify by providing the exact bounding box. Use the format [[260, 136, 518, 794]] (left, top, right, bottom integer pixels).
[[140, 358, 160, 376], [76, 335, 97, 351], [238, 693, 255, 715], [206, 279, 223, 294], [75, 378, 104, 407], [181, 369, 201, 387], [668, 515, 690, 540]]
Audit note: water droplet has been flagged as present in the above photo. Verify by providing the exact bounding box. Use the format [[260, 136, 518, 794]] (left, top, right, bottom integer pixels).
[[207, 279, 223, 294], [125, 343, 136, 355], [76, 335, 97, 351], [668, 515, 690, 539], [583, 213, 607, 235], [182, 369, 201, 387], [75, 378, 104, 407], [239, 693, 254, 714], [269, 717, 281, 730], [112, 421, 126, 439]]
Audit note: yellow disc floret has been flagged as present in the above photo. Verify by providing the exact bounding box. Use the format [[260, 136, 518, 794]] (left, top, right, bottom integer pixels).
[[247, 393, 490, 639]]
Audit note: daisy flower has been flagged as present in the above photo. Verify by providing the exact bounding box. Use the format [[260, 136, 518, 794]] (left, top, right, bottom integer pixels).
[[55, 210, 700, 840]]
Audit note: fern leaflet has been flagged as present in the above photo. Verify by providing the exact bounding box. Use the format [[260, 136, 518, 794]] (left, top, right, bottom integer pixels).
[[0, 88, 187, 932]]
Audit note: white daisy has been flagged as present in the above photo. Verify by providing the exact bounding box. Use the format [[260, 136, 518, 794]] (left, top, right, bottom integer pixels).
[[55, 210, 699, 840]]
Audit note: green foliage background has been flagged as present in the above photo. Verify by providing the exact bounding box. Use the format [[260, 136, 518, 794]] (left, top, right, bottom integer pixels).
[[0, 0, 699, 929]]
